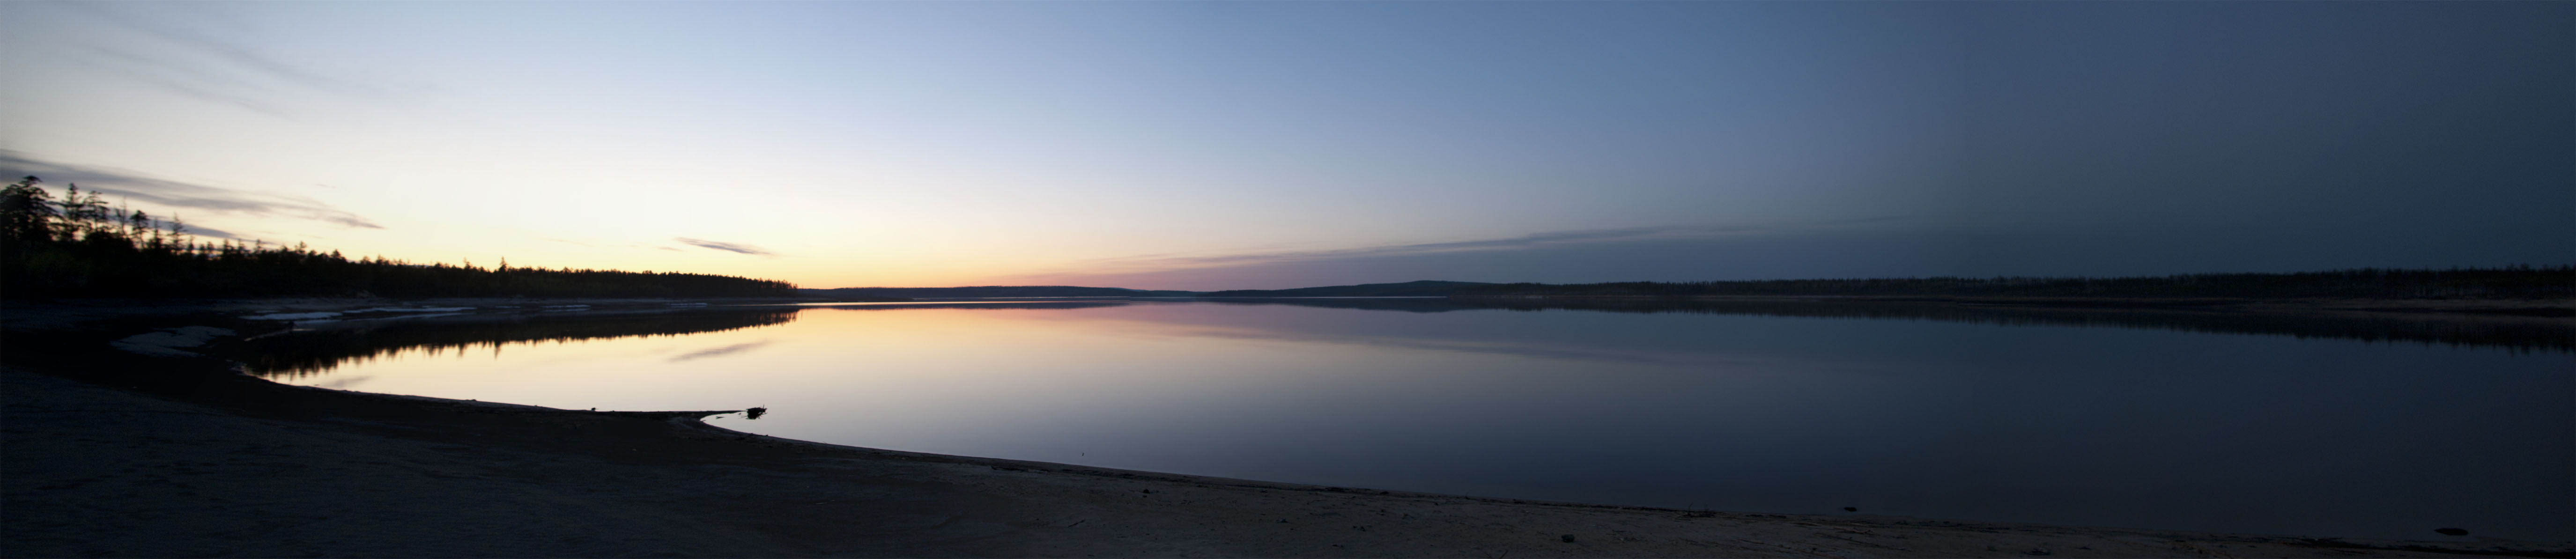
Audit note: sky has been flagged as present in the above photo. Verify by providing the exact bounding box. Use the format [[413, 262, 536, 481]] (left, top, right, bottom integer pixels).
[[1, 1, 2567, 290]]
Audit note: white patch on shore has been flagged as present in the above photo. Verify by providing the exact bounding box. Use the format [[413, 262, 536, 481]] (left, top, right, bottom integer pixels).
[[111, 326, 238, 357], [312, 375, 375, 390]]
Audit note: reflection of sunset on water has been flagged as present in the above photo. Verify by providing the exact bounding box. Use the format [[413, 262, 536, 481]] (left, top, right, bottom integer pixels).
[[258, 302, 2574, 542]]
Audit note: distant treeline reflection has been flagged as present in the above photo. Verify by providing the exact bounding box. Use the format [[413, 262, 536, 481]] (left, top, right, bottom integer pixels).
[[1449, 298, 2576, 353], [237, 308, 799, 378]]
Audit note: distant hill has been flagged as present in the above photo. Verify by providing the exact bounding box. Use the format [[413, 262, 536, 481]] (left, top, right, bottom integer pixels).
[[1448, 267, 2576, 300], [801, 286, 1201, 299], [1200, 280, 1494, 298]]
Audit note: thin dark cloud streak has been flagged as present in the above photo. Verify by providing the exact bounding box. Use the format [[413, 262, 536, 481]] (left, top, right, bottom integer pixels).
[[675, 238, 774, 257], [29, 3, 412, 121], [63, 3, 393, 99], [1085, 217, 1902, 270], [81, 46, 296, 118], [0, 152, 383, 229]]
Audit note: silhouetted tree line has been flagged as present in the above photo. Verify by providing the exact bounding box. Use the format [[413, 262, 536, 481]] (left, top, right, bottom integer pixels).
[[236, 308, 800, 378], [1454, 267, 2576, 300], [1, 177, 797, 299]]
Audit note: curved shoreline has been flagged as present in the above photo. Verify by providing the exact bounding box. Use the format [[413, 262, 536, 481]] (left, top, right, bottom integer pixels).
[[5, 299, 2570, 558]]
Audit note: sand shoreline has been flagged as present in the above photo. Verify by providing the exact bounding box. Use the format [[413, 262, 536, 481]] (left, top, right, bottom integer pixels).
[[5, 299, 2570, 558]]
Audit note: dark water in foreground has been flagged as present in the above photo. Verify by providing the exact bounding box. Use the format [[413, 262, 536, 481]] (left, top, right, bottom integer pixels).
[[242, 300, 2574, 542]]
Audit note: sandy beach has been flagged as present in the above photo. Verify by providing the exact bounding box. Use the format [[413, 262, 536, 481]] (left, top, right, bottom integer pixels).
[[5, 299, 2569, 558]]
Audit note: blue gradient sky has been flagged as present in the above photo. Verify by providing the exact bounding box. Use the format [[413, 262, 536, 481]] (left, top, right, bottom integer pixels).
[[2, 1, 2567, 289]]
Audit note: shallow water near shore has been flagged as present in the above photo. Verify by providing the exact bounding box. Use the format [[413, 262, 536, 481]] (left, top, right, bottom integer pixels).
[[245, 300, 2573, 543]]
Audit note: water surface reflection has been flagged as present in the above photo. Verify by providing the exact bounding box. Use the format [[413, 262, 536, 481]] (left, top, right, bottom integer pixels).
[[237, 307, 799, 378], [1224, 297, 2576, 352], [251, 300, 2574, 543]]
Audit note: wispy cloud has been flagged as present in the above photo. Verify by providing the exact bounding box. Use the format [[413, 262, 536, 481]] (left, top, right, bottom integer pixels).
[[1006, 217, 1916, 289], [82, 45, 297, 118], [0, 151, 383, 229], [675, 237, 774, 257], [52, 3, 403, 118], [1083, 218, 1900, 271]]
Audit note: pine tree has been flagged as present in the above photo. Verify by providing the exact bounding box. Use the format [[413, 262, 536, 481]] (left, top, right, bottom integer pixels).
[[0, 177, 58, 243]]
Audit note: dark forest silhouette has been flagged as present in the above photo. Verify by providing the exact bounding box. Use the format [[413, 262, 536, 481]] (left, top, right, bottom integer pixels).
[[1, 177, 797, 299]]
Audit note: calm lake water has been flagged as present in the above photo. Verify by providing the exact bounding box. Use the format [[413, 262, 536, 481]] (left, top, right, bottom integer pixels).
[[245, 299, 2574, 542]]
